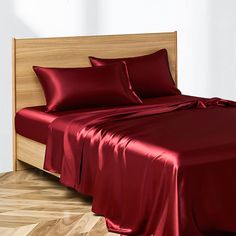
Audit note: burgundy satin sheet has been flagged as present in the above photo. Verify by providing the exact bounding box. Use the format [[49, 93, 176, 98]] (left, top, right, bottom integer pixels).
[[44, 96, 236, 236], [15, 106, 57, 144], [15, 106, 87, 144], [15, 95, 195, 144]]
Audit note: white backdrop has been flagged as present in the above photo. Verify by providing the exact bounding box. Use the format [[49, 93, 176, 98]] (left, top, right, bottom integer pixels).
[[0, 0, 235, 173]]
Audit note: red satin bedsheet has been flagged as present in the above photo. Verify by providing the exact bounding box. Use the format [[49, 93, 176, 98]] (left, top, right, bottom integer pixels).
[[45, 96, 236, 236], [15, 95, 195, 144]]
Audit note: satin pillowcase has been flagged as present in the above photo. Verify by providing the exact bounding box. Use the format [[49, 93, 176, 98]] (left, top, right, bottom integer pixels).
[[89, 49, 181, 98], [33, 63, 142, 112]]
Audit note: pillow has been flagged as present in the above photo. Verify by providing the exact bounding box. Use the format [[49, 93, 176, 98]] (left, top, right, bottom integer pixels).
[[33, 62, 142, 112], [89, 49, 181, 98]]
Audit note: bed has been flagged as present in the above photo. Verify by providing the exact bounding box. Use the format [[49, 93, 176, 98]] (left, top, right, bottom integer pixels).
[[13, 32, 236, 236], [13, 32, 178, 173]]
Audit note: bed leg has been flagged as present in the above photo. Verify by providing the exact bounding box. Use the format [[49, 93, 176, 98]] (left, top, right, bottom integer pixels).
[[15, 160, 32, 171]]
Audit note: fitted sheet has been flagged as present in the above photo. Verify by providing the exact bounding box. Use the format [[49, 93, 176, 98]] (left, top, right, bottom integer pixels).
[[15, 95, 197, 144]]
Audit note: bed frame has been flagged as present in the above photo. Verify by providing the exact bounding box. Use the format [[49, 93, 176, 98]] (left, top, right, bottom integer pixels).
[[12, 31, 178, 175]]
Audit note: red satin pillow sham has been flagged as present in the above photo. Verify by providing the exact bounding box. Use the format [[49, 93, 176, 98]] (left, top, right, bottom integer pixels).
[[89, 49, 181, 98], [33, 63, 142, 112]]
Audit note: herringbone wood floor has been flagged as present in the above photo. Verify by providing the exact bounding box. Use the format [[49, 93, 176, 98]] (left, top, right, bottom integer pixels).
[[0, 169, 118, 236]]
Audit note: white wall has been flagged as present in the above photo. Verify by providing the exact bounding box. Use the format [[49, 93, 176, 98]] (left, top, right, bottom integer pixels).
[[0, 0, 235, 173], [208, 0, 236, 99]]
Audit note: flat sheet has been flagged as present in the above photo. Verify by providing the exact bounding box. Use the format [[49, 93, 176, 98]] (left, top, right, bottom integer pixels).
[[44, 96, 236, 236], [15, 95, 197, 144]]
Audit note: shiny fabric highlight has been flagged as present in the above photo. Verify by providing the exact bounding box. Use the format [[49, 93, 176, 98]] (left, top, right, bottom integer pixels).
[[33, 63, 142, 112], [89, 49, 181, 98], [15, 95, 195, 144], [44, 97, 236, 236]]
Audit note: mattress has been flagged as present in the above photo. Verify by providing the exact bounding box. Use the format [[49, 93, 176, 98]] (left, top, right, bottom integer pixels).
[[15, 95, 197, 144]]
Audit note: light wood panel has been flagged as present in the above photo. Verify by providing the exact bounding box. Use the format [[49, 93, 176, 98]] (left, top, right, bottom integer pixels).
[[13, 32, 178, 172], [16, 134, 45, 170], [16, 135, 59, 177], [12, 39, 17, 171], [0, 169, 117, 235]]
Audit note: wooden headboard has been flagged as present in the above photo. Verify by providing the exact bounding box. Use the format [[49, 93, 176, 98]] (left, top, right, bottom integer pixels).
[[13, 31, 177, 112]]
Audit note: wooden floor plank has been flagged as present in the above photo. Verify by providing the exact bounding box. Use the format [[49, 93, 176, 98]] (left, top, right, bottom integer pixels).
[[0, 169, 118, 235]]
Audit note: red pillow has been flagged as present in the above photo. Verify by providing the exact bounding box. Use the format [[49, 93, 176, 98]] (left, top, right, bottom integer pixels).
[[89, 49, 181, 98], [33, 63, 142, 112]]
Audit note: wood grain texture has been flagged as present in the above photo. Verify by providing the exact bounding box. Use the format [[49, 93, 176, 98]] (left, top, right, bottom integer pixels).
[[0, 169, 117, 235], [12, 39, 17, 171], [16, 134, 45, 170], [16, 135, 59, 177], [13, 32, 178, 172]]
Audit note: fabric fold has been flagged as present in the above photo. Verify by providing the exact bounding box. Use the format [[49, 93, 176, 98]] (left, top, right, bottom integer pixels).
[[44, 97, 236, 235]]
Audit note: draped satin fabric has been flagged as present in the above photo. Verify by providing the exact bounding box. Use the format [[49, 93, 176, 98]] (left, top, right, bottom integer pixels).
[[15, 96, 195, 144], [44, 97, 236, 236]]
